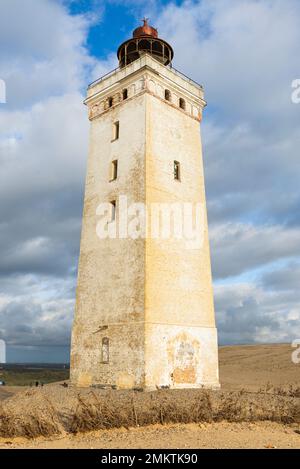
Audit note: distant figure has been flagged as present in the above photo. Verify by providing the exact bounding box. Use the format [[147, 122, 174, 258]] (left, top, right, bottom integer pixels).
[[35, 381, 39, 387]]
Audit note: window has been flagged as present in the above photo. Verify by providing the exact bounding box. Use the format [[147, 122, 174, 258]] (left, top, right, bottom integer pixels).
[[110, 160, 118, 181], [110, 200, 116, 222], [174, 161, 181, 181], [179, 98, 186, 110], [165, 89, 171, 101], [113, 121, 119, 140], [101, 337, 109, 364], [108, 97, 113, 108], [122, 89, 128, 100]]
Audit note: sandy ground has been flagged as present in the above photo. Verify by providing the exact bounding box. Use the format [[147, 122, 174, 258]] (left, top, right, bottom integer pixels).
[[0, 386, 24, 402], [0, 422, 299, 449], [0, 344, 299, 449], [219, 343, 299, 392]]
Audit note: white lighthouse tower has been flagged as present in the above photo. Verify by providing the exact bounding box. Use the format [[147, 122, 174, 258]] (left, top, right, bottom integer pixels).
[[71, 20, 219, 390]]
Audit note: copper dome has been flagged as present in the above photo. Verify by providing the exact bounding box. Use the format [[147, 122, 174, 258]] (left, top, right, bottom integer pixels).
[[133, 18, 158, 38]]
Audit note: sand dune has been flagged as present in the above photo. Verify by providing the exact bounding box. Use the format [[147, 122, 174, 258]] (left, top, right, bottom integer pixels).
[[0, 344, 299, 449]]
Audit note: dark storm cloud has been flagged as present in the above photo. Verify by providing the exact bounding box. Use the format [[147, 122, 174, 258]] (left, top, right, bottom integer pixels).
[[0, 189, 83, 277], [215, 283, 299, 345], [0, 299, 73, 347], [217, 296, 280, 345]]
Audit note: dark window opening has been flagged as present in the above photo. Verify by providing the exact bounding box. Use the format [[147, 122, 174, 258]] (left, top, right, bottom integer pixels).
[[174, 161, 181, 181], [122, 89, 128, 100], [110, 160, 118, 181], [179, 98, 186, 110], [113, 121, 119, 140], [139, 39, 151, 52], [165, 89, 171, 101], [152, 41, 163, 56], [108, 97, 113, 108]]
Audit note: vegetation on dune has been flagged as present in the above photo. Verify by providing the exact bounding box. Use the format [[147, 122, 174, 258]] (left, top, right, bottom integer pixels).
[[0, 386, 299, 439]]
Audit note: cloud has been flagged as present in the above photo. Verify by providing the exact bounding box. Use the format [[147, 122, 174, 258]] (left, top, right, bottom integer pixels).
[[215, 282, 300, 345], [157, 0, 300, 118], [261, 261, 300, 292], [210, 223, 300, 279], [0, 93, 87, 278], [0, 297, 73, 347], [0, 0, 97, 354], [0, 1, 95, 285], [0, 0, 299, 359], [0, 0, 99, 109], [155, 0, 300, 226], [0, 271, 75, 350]]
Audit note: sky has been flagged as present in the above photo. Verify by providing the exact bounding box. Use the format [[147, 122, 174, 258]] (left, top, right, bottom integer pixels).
[[0, 0, 299, 363]]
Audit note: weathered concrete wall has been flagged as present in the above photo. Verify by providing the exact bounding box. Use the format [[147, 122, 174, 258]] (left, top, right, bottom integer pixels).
[[71, 54, 219, 389], [144, 93, 219, 389], [71, 93, 147, 388], [145, 325, 219, 389]]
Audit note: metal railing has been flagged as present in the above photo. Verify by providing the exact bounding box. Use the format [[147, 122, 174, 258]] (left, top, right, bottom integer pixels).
[[88, 53, 203, 90], [88, 65, 121, 89]]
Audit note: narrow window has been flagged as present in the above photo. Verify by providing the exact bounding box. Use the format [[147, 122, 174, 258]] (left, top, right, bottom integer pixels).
[[122, 89, 128, 100], [110, 200, 116, 221], [113, 121, 119, 140], [101, 337, 109, 364], [165, 89, 171, 101], [174, 161, 181, 181], [110, 160, 118, 181], [108, 97, 113, 108], [179, 98, 186, 110]]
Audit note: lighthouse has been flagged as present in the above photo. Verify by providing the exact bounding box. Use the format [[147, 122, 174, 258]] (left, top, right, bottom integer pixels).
[[70, 20, 219, 390]]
